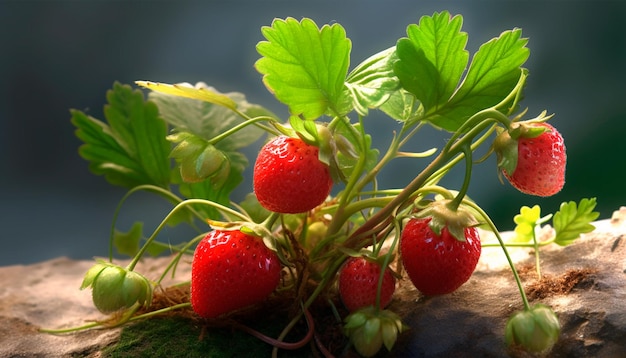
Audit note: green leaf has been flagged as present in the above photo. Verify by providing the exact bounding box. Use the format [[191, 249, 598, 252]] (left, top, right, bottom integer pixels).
[[135, 81, 237, 110], [71, 82, 171, 188], [512, 205, 541, 243], [148, 83, 269, 149], [345, 46, 400, 116], [379, 88, 423, 123], [394, 11, 468, 115], [238, 193, 271, 224], [255, 17, 352, 119], [553, 198, 599, 246], [149, 83, 268, 208], [113, 222, 144, 257], [432, 30, 529, 131]]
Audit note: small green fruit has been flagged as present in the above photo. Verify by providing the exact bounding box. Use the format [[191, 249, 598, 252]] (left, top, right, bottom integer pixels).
[[81, 261, 153, 314], [505, 304, 560, 354], [344, 307, 407, 357]]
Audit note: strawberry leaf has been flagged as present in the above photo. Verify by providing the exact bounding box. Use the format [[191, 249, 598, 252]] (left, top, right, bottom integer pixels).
[[113, 221, 144, 257], [394, 11, 468, 118], [135, 81, 237, 110], [553, 198, 599, 246], [379, 88, 423, 123], [255, 17, 352, 119], [147, 83, 270, 149], [433, 30, 529, 131], [71, 82, 171, 189], [345, 46, 400, 116]]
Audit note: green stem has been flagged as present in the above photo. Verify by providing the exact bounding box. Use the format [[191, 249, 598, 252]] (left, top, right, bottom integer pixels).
[[448, 144, 473, 211], [40, 303, 191, 334], [208, 115, 278, 145], [108, 185, 207, 261], [532, 228, 542, 279], [127, 199, 249, 271], [156, 233, 206, 285], [463, 200, 531, 310]]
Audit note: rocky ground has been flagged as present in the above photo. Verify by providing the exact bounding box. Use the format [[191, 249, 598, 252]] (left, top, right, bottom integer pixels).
[[1, 209, 625, 357]]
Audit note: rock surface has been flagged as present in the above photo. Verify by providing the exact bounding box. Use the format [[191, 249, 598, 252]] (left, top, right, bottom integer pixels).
[[1, 209, 625, 357]]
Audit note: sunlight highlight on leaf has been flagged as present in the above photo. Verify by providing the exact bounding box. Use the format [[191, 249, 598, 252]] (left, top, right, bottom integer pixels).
[[255, 17, 352, 119], [135, 81, 237, 110]]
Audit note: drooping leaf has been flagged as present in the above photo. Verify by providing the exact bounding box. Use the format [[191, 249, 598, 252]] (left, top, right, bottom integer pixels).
[[255, 17, 352, 119], [394, 11, 468, 115], [71, 82, 171, 189], [148, 82, 270, 149], [553, 198, 599, 246], [346, 46, 400, 116], [431, 30, 530, 131], [135, 81, 237, 110]]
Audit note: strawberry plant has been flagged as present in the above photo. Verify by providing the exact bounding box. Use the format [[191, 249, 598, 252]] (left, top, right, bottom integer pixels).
[[43, 11, 600, 357]]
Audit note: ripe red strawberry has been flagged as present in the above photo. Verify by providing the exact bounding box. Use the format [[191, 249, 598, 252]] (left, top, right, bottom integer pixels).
[[190, 230, 282, 318], [400, 217, 481, 296], [253, 135, 333, 214], [495, 122, 566, 197], [338, 257, 396, 312]]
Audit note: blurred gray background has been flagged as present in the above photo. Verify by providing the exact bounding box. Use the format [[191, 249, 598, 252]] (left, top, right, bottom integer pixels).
[[1, 1, 624, 265]]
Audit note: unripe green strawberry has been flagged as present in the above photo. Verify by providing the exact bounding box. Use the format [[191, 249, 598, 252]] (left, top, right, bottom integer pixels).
[[80, 261, 152, 314], [339, 257, 396, 312], [495, 122, 566, 197], [253, 135, 333, 213], [400, 217, 481, 295], [190, 230, 282, 318], [343, 307, 407, 357], [505, 304, 561, 354]]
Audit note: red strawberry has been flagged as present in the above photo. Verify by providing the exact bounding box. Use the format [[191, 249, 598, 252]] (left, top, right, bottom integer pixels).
[[338, 257, 396, 312], [495, 122, 566, 197], [400, 217, 481, 296], [253, 135, 333, 214], [190, 230, 282, 318]]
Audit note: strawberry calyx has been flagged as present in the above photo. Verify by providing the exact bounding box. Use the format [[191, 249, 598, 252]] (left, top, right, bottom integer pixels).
[[273, 116, 356, 183], [493, 115, 553, 176], [413, 199, 479, 242], [343, 306, 408, 357]]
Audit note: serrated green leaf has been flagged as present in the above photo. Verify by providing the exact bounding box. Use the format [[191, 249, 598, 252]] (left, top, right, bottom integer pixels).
[[394, 11, 468, 115], [113, 222, 144, 257], [346, 46, 400, 116], [431, 30, 529, 131], [71, 82, 171, 188], [255, 17, 352, 119], [512, 205, 541, 243], [553, 198, 599, 246], [148, 83, 269, 149]]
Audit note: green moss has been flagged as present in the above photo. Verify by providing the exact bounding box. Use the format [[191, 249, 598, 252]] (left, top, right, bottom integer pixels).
[[101, 316, 312, 357]]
